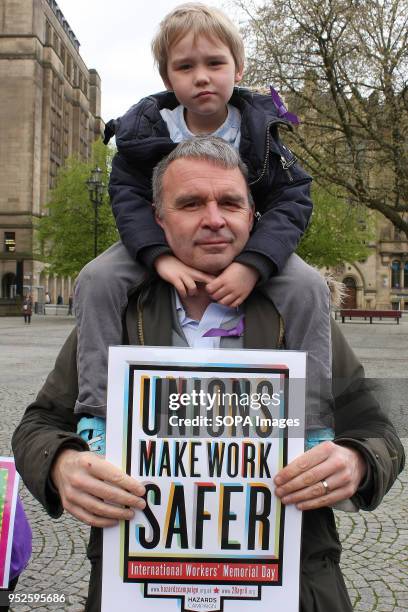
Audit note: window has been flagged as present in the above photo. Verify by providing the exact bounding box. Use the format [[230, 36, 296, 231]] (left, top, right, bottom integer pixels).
[[45, 20, 52, 45], [66, 55, 72, 80], [53, 33, 60, 55], [4, 232, 15, 253], [404, 262, 408, 288], [391, 260, 401, 288]]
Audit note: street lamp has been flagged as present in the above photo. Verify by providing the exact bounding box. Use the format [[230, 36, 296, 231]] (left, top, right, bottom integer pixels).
[[86, 166, 106, 258]]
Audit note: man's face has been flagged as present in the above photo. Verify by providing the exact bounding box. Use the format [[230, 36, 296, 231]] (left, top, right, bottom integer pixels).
[[156, 158, 253, 274], [164, 33, 243, 130]]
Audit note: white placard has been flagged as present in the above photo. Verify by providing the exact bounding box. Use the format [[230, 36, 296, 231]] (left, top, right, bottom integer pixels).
[[103, 346, 306, 612]]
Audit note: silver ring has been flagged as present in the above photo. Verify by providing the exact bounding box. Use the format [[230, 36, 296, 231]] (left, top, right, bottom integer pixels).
[[321, 479, 329, 495]]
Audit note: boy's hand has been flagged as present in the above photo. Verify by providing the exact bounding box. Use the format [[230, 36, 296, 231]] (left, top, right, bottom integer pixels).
[[154, 254, 215, 297], [206, 262, 259, 308]]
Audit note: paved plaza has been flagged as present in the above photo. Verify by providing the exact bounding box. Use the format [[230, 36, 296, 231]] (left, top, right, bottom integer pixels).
[[0, 314, 407, 611]]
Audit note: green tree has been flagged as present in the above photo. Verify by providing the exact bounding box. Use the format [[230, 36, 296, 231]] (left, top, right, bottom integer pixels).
[[236, 0, 408, 237], [297, 184, 374, 267], [38, 141, 118, 277]]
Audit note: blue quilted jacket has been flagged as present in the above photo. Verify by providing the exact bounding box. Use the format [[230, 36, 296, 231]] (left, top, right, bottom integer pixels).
[[104, 87, 313, 276]]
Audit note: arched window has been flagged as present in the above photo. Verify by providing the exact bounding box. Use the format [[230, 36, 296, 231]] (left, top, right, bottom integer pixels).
[[404, 262, 408, 288], [391, 260, 400, 288]]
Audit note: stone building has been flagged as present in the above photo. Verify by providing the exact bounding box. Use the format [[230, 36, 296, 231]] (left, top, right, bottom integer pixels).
[[0, 0, 103, 305], [282, 81, 408, 313], [326, 216, 408, 312]]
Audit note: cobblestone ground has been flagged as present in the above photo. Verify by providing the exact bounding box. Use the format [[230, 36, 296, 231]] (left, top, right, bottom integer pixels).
[[0, 315, 407, 611]]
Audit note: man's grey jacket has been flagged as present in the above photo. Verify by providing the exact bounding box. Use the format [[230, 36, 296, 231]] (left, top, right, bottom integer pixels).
[[12, 283, 405, 611]]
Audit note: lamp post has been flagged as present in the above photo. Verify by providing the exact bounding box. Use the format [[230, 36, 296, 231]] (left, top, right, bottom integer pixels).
[[86, 166, 106, 258]]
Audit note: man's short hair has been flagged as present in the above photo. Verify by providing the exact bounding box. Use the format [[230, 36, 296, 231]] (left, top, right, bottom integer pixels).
[[152, 136, 254, 216], [151, 2, 245, 82]]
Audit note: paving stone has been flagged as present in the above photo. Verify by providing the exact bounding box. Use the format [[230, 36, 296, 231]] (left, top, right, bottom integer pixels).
[[1, 315, 407, 611]]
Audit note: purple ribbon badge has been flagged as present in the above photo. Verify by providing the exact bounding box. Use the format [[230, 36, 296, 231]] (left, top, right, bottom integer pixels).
[[202, 316, 245, 338], [270, 86, 300, 125]]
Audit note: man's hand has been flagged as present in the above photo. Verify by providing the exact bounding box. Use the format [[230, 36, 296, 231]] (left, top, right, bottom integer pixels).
[[51, 449, 146, 527], [154, 254, 215, 297], [206, 262, 259, 308], [274, 441, 367, 511]]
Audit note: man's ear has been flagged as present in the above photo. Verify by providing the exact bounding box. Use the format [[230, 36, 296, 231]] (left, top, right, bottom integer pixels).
[[154, 207, 164, 228], [248, 206, 254, 232]]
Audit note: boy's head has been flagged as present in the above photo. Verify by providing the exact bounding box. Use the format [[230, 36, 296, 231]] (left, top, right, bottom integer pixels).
[[152, 3, 245, 82], [151, 3, 245, 133]]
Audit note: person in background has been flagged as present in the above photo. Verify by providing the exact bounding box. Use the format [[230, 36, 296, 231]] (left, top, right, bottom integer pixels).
[[22, 296, 32, 324]]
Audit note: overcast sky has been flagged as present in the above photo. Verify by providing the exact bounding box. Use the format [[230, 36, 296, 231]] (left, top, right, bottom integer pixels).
[[57, 0, 242, 122]]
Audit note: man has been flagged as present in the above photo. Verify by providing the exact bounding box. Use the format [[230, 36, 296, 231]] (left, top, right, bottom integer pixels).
[[13, 137, 404, 612]]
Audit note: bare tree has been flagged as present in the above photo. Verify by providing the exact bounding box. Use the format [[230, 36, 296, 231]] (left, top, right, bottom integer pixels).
[[236, 0, 408, 236]]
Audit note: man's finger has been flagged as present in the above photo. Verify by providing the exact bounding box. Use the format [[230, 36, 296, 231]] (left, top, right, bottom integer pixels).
[[64, 501, 119, 528], [296, 485, 356, 511], [275, 458, 332, 497], [81, 456, 146, 497], [76, 474, 146, 509], [274, 441, 333, 486], [278, 469, 348, 504], [65, 489, 139, 521]]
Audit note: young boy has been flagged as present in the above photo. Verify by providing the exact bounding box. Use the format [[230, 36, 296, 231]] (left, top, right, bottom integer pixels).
[[75, 2, 333, 454]]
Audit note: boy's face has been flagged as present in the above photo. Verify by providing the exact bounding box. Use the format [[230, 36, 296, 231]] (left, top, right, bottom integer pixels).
[[164, 33, 243, 131]]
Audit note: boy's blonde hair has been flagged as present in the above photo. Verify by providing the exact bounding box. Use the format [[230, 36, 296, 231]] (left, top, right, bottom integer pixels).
[[151, 2, 245, 81]]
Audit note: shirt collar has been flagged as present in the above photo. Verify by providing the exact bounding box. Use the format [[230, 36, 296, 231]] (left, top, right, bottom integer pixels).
[[174, 289, 238, 327]]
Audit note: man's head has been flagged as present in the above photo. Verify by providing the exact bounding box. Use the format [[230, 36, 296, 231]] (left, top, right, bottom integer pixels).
[[153, 136, 254, 274], [151, 3, 244, 132]]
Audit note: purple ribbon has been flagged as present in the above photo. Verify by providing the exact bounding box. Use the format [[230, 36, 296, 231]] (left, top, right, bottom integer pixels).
[[202, 316, 245, 338], [270, 86, 300, 125]]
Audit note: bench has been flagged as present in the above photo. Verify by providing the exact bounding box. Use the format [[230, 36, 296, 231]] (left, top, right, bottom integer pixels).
[[340, 309, 402, 324]]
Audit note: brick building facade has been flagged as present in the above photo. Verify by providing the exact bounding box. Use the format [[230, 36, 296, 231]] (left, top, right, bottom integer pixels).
[[0, 0, 103, 304]]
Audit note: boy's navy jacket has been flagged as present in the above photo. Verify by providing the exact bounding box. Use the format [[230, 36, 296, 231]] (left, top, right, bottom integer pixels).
[[105, 87, 313, 277]]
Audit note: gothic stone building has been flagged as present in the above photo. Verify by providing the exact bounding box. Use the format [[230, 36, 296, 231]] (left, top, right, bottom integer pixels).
[[326, 215, 408, 312], [0, 0, 103, 304]]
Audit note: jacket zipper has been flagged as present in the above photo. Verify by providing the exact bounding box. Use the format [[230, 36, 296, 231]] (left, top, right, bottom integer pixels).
[[280, 155, 296, 182], [137, 292, 145, 345], [248, 121, 273, 188], [249, 120, 296, 188]]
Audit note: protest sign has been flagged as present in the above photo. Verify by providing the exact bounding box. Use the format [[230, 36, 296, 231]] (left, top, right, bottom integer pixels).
[[0, 458, 19, 588], [103, 347, 305, 611]]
